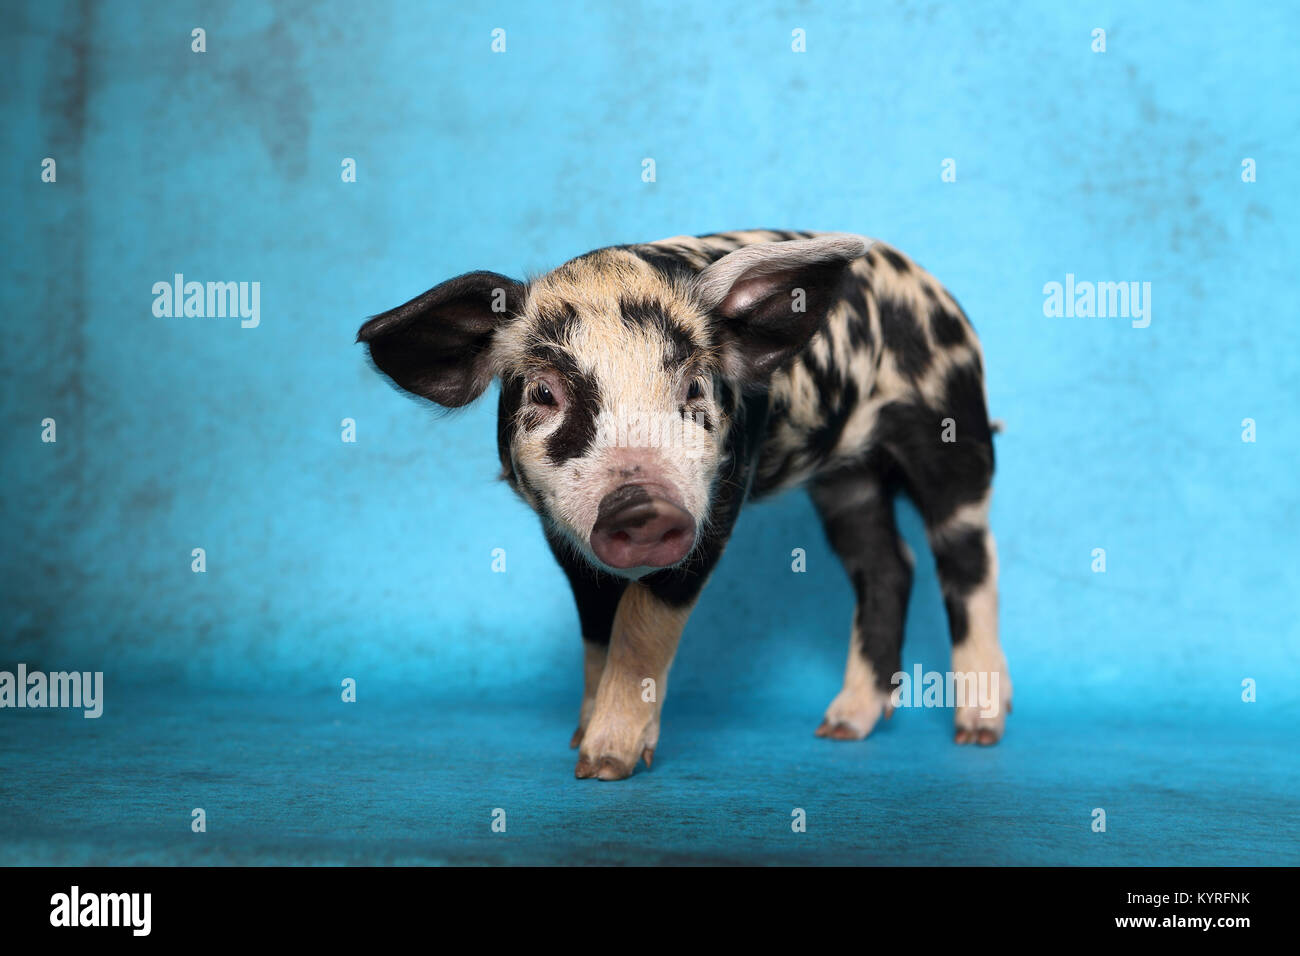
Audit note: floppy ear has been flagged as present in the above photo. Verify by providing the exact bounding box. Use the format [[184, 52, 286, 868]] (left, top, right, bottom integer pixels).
[[357, 270, 524, 408], [692, 234, 870, 384]]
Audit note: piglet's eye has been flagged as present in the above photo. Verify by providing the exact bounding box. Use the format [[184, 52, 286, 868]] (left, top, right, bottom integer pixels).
[[530, 382, 557, 407], [686, 379, 704, 400]]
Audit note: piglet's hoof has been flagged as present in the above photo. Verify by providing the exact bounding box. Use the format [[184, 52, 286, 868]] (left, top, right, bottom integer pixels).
[[815, 719, 866, 741], [575, 754, 634, 780]]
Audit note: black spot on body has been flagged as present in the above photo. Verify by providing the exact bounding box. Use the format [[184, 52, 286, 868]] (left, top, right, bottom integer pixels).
[[921, 284, 976, 347], [943, 595, 970, 645], [932, 527, 989, 645], [804, 341, 842, 404], [544, 525, 627, 647], [867, 362, 993, 527], [750, 392, 805, 499], [536, 302, 578, 344], [838, 273, 874, 352], [878, 296, 931, 382], [685, 237, 739, 265], [620, 245, 704, 284], [807, 378, 859, 462], [619, 296, 696, 368], [928, 289, 970, 347], [929, 308, 966, 347], [811, 467, 914, 690], [933, 527, 989, 596], [879, 247, 911, 273]]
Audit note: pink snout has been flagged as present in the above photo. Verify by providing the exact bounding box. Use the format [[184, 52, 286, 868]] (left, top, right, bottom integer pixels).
[[589, 484, 696, 570]]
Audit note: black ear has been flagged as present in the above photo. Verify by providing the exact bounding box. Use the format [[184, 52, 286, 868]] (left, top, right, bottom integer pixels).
[[691, 234, 869, 384], [357, 271, 524, 408]]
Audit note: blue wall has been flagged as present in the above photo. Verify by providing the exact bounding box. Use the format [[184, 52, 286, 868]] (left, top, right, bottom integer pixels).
[[4, 0, 1297, 729]]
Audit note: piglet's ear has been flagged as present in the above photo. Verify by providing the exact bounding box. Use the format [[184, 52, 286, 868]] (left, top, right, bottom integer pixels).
[[692, 234, 870, 384], [357, 271, 524, 408]]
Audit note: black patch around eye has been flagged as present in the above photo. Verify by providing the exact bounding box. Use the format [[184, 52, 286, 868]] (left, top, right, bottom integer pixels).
[[544, 367, 601, 463]]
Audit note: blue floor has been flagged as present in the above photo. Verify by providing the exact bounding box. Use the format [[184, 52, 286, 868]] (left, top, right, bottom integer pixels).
[[2, 685, 1294, 865], [3, 1, 1298, 866]]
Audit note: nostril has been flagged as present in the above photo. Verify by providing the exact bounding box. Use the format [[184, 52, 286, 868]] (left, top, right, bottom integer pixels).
[[590, 484, 695, 570]]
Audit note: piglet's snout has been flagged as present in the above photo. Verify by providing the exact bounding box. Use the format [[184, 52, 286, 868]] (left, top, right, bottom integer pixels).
[[590, 484, 695, 570]]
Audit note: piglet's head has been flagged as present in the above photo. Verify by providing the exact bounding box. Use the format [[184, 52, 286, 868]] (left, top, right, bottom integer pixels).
[[357, 234, 867, 578]]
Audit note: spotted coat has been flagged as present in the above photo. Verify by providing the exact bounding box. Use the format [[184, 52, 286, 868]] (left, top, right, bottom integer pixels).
[[358, 229, 1012, 780]]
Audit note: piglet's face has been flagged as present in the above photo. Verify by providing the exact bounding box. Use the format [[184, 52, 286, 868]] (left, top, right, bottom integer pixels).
[[357, 234, 869, 578], [492, 256, 724, 574]]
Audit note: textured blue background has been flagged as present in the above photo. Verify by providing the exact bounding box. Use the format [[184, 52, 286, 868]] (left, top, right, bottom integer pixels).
[[1, 0, 1296, 864]]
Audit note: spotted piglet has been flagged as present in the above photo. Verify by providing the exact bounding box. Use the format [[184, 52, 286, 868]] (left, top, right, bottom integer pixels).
[[357, 230, 1012, 780]]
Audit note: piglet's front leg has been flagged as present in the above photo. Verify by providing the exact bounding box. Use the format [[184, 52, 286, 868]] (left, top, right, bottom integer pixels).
[[575, 582, 691, 781]]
